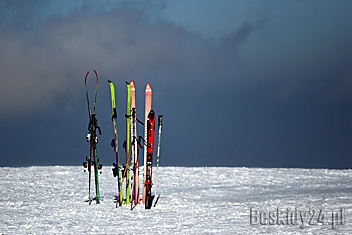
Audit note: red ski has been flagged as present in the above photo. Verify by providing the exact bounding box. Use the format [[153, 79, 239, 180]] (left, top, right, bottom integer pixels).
[[145, 110, 156, 209]]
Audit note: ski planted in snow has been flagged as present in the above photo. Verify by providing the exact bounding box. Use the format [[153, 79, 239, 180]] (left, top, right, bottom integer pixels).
[[124, 82, 132, 205], [130, 80, 140, 210], [83, 70, 102, 204], [153, 115, 163, 207], [143, 83, 152, 204], [145, 110, 156, 209], [108, 80, 124, 207]]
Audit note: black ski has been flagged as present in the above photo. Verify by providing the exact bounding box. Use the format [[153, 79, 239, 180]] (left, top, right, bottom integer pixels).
[[83, 70, 102, 204]]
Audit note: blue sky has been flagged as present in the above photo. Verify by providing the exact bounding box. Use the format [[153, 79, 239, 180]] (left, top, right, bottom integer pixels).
[[0, 0, 351, 168]]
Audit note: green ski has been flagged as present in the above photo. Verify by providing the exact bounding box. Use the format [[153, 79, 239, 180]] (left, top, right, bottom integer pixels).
[[125, 82, 132, 205], [108, 80, 123, 207]]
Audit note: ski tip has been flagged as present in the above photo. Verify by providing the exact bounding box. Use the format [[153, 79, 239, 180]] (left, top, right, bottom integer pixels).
[[145, 83, 151, 90], [158, 115, 163, 125], [148, 109, 155, 116], [125, 81, 130, 85], [108, 79, 112, 83], [84, 71, 90, 80]]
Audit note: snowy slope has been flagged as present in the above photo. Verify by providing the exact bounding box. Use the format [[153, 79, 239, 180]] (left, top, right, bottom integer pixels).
[[0, 166, 351, 234]]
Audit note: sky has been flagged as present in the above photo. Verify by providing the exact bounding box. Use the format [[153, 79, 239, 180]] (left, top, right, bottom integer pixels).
[[0, 0, 351, 168]]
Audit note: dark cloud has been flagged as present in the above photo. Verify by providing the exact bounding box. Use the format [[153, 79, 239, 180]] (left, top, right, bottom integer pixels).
[[0, 1, 262, 116]]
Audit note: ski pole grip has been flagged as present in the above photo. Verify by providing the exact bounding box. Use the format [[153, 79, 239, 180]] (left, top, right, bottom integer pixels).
[[158, 115, 163, 125]]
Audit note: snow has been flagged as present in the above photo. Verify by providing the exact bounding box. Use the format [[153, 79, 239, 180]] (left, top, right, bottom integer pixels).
[[0, 166, 351, 234]]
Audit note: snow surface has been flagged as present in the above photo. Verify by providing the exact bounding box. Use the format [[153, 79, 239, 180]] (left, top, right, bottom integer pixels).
[[0, 166, 351, 234]]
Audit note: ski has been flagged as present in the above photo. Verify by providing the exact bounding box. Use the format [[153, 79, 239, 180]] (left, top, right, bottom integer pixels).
[[153, 115, 163, 207], [145, 110, 156, 209], [130, 80, 140, 210], [125, 82, 132, 205], [83, 70, 102, 204], [143, 83, 152, 204], [108, 80, 123, 207]]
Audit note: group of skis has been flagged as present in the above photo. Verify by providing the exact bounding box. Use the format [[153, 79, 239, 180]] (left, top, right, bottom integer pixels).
[[83, 70, 163, 210]]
